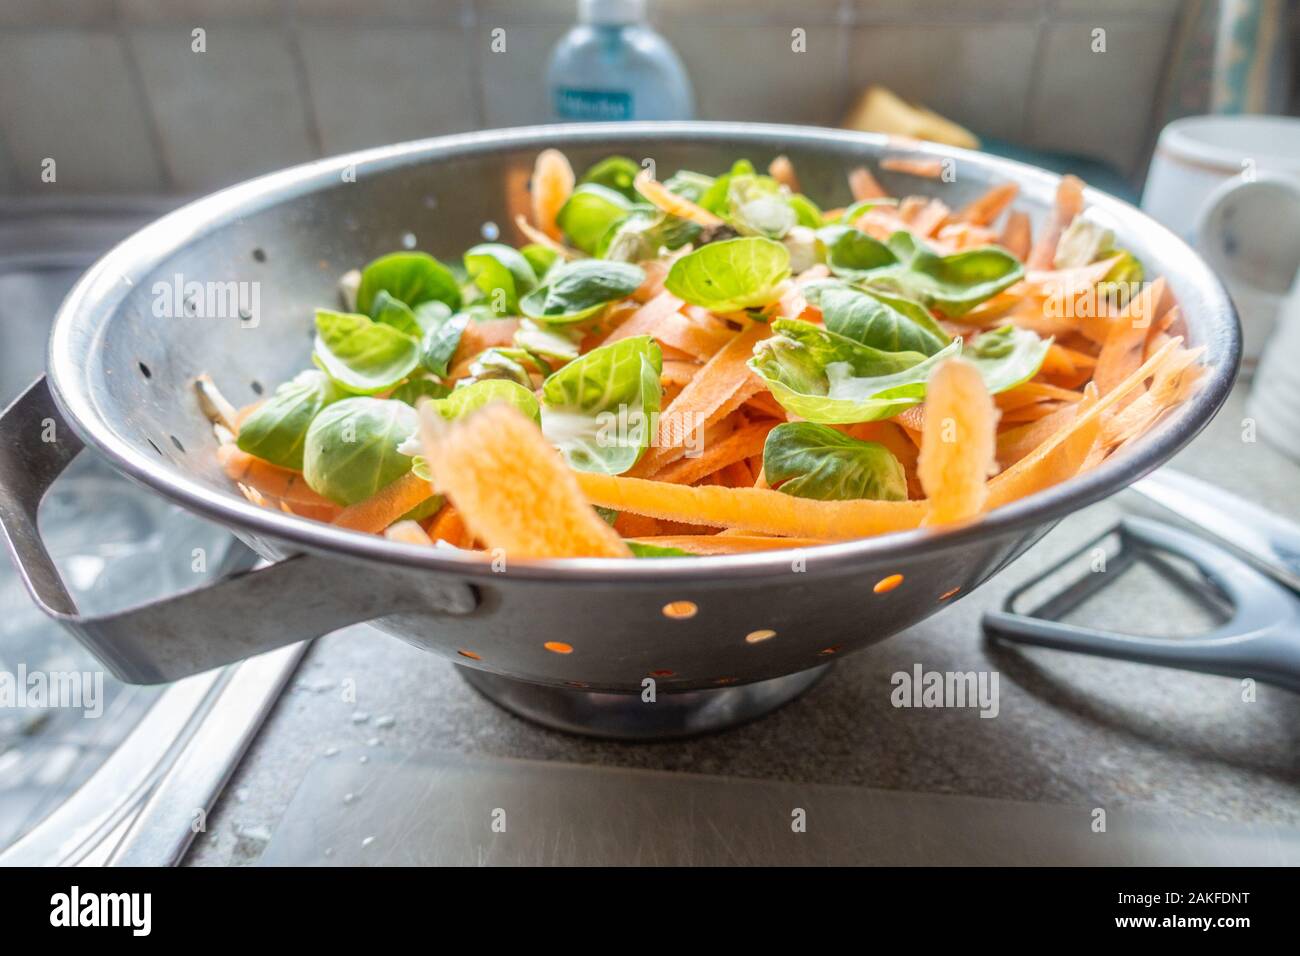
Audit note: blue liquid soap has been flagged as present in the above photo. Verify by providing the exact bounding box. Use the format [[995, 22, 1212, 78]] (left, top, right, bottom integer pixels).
[[547, 0, 694, 122]]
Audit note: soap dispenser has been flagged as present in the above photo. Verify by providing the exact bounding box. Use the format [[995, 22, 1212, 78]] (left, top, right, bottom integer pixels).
[[546, 0, 695, 122]]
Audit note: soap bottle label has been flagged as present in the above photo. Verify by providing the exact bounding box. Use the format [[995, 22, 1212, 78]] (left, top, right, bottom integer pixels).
[[554, 88, 634, 121]]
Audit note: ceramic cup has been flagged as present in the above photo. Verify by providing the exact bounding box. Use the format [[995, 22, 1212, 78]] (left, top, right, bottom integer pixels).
[[1143, 115, 1300, 364], [1245, 257, 1300, 462]]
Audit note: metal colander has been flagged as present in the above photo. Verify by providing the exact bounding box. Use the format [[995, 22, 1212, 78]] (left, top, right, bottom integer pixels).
[[0, 124, 1239, 738]]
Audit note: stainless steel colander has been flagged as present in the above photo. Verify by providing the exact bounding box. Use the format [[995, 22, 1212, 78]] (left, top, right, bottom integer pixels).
[[0, 124, 1239, 738]]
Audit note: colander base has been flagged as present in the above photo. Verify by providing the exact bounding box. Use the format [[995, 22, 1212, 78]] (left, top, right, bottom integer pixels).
[[456, 664, 832, 740]]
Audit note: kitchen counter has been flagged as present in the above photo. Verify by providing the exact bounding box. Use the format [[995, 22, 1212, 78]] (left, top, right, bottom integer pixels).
[[184, 384, 1300, 866]]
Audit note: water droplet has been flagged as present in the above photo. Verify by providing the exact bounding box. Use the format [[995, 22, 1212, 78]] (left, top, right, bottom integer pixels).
[[232, 824, 272, 858], [481, 221, 500, 240], [351, 711, 370, 724], [374, 714, 395, 729], [361, 836, 375, 849], [323, 746, 340, 757], [400, 231, 417, 249]]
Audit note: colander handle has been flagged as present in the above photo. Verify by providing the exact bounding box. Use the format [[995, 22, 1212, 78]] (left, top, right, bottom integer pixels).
[[0, 377, 473, 684]]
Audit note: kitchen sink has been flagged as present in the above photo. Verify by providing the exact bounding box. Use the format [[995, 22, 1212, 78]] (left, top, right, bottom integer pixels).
[[0, 199, 305, 865]]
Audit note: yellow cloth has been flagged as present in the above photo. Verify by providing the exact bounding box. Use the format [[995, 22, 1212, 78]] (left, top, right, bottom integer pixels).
[[841, 85, 980, 150]]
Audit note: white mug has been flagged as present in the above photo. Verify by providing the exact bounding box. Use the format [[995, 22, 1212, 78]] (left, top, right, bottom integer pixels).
[[1142, 115, 1300, 363], [1245, 256, 1300, 462]]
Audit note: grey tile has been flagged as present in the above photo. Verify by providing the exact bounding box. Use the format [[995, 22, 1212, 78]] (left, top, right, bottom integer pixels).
[[478, 23, 569, 128], [1051, 0, 1181, 20], [1028, 20, 1172, 174], [654, 0, 845, 24], [288, 0, 470, 23], [119, 0, 280, 23], [128, 25, 316, 192], [298, 26, 479, 155], [845, 21, 1040, 142], [0, 30, 165, 193], [0, 133, 16, 194], [0, 0, 116, 27], [476, 0, 574, 25], [848, 0, 1045, 22], [656, 22, 847, 126]]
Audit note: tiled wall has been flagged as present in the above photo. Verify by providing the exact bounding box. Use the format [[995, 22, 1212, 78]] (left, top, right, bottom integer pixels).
[[0, 0, 1185, 196]]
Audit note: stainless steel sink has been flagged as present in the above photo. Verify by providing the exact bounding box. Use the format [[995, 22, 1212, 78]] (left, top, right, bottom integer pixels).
[[0, 199, 305, 865]]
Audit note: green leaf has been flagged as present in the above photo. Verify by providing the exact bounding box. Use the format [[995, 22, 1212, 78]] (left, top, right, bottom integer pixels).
[[832, 197, 897, 225], [867, 233, 1024, 317], [462, 347, 534, 387], [520, 259, 645, 325], [356, 251, 461, 315], [705, 170, 822, 239], [697, 159, 755, 215], [313, 309, 421, 395], [396, 380, 541, 487], [748, 319, 961, 423], [782, 225, 822, 275], [816, 225, 898, 279], [419, 311, 469, 377], [464, 243, 538, 316], [520, 244, 559, 282], [727, 174, 796, 238], [515, 319, 582, 362], [599, 209, 701, 262], [368, 289, 423, 337], [884, 230, 928, 265], [1053, 219, 1145, 308], [235, 369, 343, 470], [662, 169, 715, 203], [626, 541, 696, 558], [1054, 218, 1112, 269], [540, 335, 663, 474], [436, 379, 541, 424], [664, 236, 791, 312], [763, 422, 908, 502], [303, 397, 419, 505], [579, 155, 642, 200], [815, 284, 949, 356], [390, 373, 450, 406], [1099, 250, 1143, 308], [556, 183, 635, 254], [458, 302, 506, 324], [412, 300, 454, 333], [787, 193, 823, 229], [963, 324, 1051, 394]]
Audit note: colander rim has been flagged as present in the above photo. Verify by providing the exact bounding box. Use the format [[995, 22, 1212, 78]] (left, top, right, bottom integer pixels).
[[46, 122, 1240, 584]]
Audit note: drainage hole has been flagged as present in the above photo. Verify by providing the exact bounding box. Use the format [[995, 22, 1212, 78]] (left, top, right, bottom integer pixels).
[[662, 601, 697, 620]]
